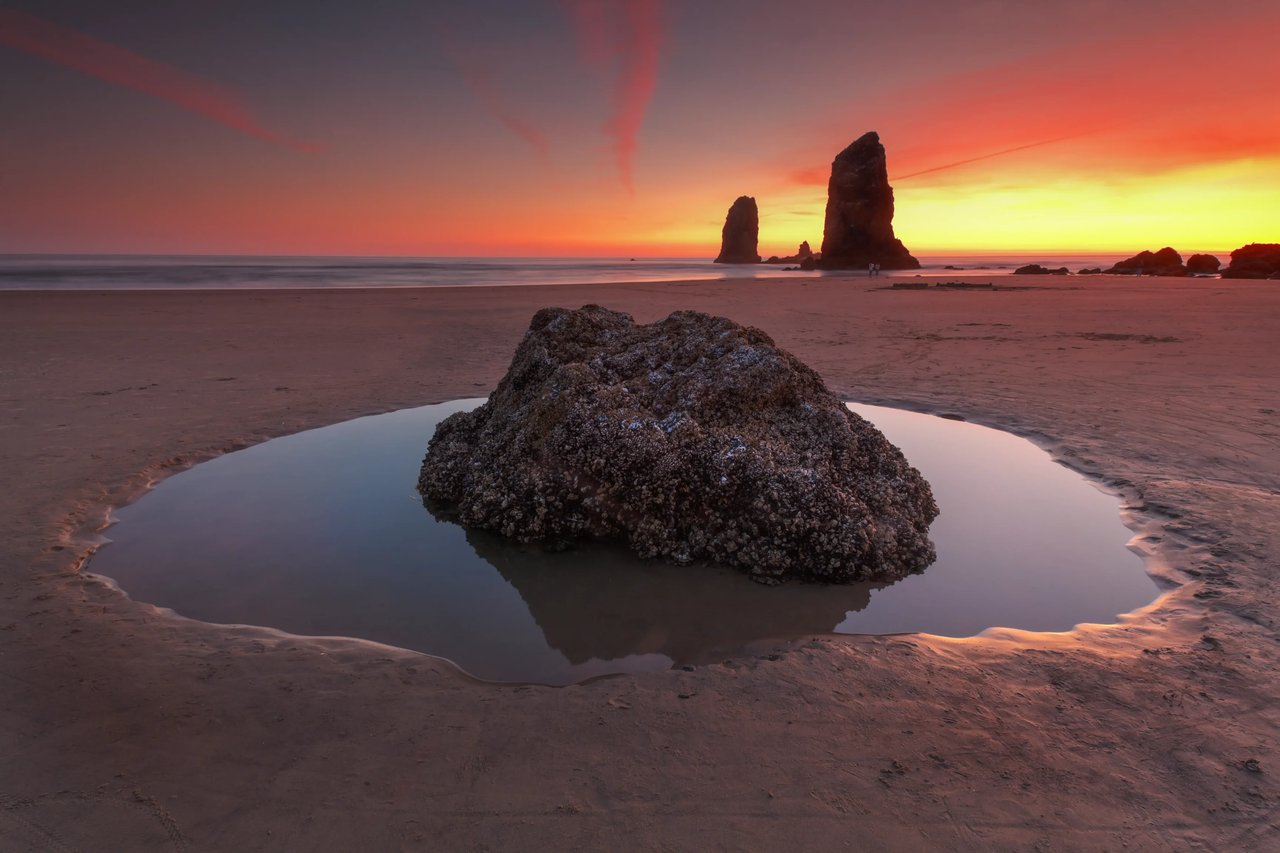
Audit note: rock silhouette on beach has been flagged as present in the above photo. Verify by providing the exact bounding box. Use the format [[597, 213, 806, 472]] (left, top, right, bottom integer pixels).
[[1186, 254, 1221, 275], [1103, 248, 1186, 277], [816, 132, 920, 271], [419, 305, 938, 584], [763, 241, 816, 265], [713, 196, 761, 264], [1014, 264, 1069, 275], [1221, 244, 1280, 279]]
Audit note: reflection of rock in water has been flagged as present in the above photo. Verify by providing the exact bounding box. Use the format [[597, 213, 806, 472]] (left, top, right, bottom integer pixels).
[[462, 527, 885, 666]]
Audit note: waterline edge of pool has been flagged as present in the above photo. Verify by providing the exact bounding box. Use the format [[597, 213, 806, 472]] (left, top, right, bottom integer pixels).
[[73, 396, 1182, 686]]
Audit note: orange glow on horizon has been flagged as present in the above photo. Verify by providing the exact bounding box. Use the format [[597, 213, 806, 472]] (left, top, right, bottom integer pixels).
[[1, 3, 1277, 258]]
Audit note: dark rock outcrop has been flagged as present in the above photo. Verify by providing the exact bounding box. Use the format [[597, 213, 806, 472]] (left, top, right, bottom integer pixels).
[[1014, 264, 1069, 275], [1221, 244, 1280, 279], [763, 241, 816, 265], [817, 132, 920, 271], [1185, 254, 1221, 275], [713, 196, 761, 264], [419, 305, 938, 584], [1078, 267, 1103, 275], [1103, 247, 1187, 276]]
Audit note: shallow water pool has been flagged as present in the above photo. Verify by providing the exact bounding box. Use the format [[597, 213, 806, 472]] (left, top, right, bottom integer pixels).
[[87, 400, 1159, 684]]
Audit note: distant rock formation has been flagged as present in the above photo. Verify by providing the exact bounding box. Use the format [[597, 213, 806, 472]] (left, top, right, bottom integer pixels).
[[1013, 264, 1069, 275], [1078, 267, 1104, 275], [419, 305, 938, 584], [1185, 254, 1221, 275], [1221, 244, 1280, 279], [713, 196, 761, 264], [1103, 248, 1187, 277], [816, 132, 920, 270], [763, 241, 816, 265]]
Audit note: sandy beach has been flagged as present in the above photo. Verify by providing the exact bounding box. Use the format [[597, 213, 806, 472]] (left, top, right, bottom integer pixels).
[[2, 274, 1278, 850]]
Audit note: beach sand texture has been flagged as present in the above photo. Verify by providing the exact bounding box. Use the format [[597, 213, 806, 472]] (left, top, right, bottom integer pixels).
[[2, 274, 1278, 850]]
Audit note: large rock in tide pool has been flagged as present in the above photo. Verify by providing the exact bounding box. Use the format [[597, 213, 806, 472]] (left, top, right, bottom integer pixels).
[[419, 305, 938, 584]]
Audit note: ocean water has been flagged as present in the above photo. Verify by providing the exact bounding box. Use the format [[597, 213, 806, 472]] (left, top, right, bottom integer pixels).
[[0, 253, 1174, 291], [88, 400, 1158, 685]]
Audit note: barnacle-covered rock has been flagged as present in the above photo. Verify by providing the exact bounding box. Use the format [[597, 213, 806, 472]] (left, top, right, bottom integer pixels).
[[418, 306, 938, 583]]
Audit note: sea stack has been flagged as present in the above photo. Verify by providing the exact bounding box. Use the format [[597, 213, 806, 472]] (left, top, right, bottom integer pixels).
[[714, 196, 761, 264], [817, 132, 920, 270], [419, 305, 938, 584]]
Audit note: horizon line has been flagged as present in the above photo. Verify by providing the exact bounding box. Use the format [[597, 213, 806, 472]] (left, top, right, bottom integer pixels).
[[0, 247, 1247, 260]]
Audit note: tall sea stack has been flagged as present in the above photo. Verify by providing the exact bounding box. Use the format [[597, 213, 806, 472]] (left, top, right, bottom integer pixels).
[[818, 132, 920, 270], [714, 196, 761, 264]]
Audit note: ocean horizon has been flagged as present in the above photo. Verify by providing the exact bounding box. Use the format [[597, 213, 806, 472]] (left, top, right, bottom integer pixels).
[[0, 252, 1232, 291]]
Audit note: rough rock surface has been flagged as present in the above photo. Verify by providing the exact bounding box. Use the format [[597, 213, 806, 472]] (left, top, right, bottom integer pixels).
[[713, 196, 761, 264], [419, 305, 938, 584], [1186, 253, 1221, 275], [1104, 247, 1187, 276], [1221, 244, 1280, 279], [817, 132, 920, 270], [1014, 264, 1069, 275]]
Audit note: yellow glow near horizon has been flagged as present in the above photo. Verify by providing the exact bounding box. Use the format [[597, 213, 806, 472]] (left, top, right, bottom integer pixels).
[[895, 158, 1280, 254], [641, 158, 1280, 259]]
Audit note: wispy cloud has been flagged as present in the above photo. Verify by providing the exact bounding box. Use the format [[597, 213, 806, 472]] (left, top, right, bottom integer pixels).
[[775, 10, 1280, 190], [0, 9, 319, 152], [432, 21, 549, 161], [564, 0, 665, 193], [894, 130, 1113, 182]]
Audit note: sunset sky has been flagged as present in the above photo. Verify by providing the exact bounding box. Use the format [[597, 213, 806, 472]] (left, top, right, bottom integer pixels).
[[2, 0, 1277, 257]]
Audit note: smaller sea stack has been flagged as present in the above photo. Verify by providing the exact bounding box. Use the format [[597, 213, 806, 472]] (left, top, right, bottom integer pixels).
[[714, 196, 761, 264]]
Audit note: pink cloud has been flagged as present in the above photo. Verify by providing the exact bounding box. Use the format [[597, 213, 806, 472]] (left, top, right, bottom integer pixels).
[[460, 67, 550, 161], [432, 19, 550, 161], [564, 0, 665, 193], [776, 10, 1280, 189], [0, 9, 319, 152], [894, 130, 1117, 183]]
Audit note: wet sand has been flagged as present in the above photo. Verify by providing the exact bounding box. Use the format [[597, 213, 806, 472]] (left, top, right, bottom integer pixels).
[[2, 275, 1278, 850]]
